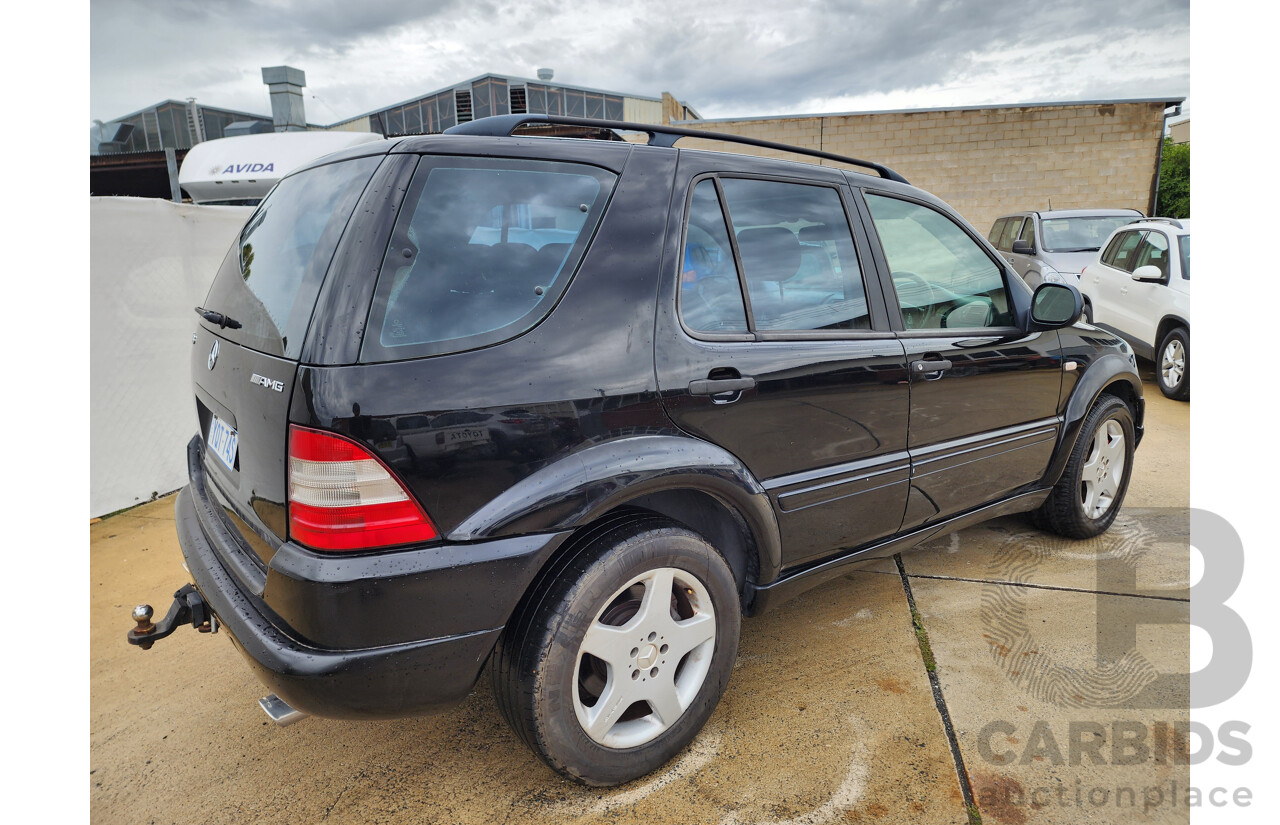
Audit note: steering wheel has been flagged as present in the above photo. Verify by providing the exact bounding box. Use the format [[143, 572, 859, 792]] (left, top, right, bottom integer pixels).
[[890, 271, 940, 329]]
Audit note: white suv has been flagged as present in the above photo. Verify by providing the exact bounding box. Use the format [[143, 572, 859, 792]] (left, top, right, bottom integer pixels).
[[1080, 219, 1190, 400]]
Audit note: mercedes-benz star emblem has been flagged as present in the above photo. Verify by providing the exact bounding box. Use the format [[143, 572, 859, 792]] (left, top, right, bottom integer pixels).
[[208, 339, 220, 371]]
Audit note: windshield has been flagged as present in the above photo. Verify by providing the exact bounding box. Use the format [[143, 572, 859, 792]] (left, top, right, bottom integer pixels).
[[1179, 234, 1190, 279], [1040, 216, 1138, 252]]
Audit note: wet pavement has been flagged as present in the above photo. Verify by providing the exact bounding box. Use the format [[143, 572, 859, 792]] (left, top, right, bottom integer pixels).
[[90, 371, 1189, 824]]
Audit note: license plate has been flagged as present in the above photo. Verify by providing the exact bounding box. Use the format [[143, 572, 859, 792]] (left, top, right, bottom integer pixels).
[[207, 416, 239, 471]]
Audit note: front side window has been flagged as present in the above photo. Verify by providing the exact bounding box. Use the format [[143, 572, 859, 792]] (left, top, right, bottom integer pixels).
[[1018, 218, 1036, 247], [719, 178, 871, 331], [1131, 231, 1170, 277], [1104, 231, 1145, 272], [361, 157, 616, 361], [864, 193, 1012, 330]]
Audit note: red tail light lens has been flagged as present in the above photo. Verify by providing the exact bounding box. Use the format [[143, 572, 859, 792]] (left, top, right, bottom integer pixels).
[[288, 426, 438, 551]]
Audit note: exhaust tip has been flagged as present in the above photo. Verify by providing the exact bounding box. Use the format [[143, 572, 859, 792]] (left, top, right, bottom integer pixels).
[[258, 694, 308, 727]]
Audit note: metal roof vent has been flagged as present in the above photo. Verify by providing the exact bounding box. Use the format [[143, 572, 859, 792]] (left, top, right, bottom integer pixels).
[[537, 68, 554, 81]]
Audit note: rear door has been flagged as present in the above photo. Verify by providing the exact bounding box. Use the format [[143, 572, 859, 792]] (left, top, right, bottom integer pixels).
[[191, 153, 385, 567], [857, 190, 1063, 528], [655, 154, 910, 569]]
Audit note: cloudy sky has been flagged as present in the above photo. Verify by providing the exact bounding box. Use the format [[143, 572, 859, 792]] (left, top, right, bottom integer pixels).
[[90, 0, 1189, 125]]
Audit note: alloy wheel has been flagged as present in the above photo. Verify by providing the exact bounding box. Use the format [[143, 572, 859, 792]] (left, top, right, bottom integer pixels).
[[572, 566, 716, 748], [1161, 338, 1185, 390], [1079, 419, 1125, 519]]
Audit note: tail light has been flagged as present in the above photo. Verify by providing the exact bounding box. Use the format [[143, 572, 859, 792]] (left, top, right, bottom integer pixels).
[[288, 425, 438, 551]]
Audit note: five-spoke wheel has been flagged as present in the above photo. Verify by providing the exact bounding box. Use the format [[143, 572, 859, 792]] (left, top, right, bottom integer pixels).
[[574, 567, 717, 747], [492, 517, 740, 786], [1036, 394, 1135, 539], [1157, 327, 1190, 400]]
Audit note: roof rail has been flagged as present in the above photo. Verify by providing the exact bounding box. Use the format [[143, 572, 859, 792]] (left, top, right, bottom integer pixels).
[[444, 114, 910, 183], [1134, 217, 1185, 229]]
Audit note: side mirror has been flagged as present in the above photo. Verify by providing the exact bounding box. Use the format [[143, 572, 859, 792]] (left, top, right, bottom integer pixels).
[[1029, 282, 1082, 330], [1131, 265, 1164, 282], [1011, 239, 1034, 255]]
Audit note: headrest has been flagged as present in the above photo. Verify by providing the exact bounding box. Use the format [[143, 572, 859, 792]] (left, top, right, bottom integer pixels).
[[736, 227, 801, 282], [797, 225, 833, 244]]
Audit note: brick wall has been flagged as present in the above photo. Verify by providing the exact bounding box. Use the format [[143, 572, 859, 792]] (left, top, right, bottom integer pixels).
[[675, 101, 1169, 235]]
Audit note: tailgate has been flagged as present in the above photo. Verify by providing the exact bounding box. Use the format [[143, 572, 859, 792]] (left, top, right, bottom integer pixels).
[[192, 325, 297, 567]]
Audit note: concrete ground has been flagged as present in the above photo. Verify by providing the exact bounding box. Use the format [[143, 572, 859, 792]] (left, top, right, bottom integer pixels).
[[90, 367, 1189, 824]]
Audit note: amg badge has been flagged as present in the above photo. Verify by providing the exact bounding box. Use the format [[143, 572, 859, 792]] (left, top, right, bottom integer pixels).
[[250, 374, 285, 392]]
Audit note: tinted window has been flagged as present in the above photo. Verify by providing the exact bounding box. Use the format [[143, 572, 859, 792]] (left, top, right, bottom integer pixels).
[[719, 178, 870, 331], [865, 194, 1012, 330], [361, 157, 616, 361], [1178, 235, 1190, 279], [679, 181, 747, 333], [1132, 231, 1170, 276], [1105, 231, 1145, 272], [201, 155, 381, 358]]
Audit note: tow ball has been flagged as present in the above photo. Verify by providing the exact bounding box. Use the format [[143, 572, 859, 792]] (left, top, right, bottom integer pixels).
[[127, 583, 218, 650]]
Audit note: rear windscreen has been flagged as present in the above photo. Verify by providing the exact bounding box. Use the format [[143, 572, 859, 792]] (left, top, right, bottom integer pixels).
[[359, 156, 617, 362], [200, 155, 381, 358]]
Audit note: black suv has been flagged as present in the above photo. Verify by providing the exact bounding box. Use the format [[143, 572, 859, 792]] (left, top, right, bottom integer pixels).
[[130, 115, 1143, 787]]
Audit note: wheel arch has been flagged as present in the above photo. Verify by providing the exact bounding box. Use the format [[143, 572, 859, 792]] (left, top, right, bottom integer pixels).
[[447, 434, 783, 599], [1155, 315, 1189, 352], [1041, 354, 1144, 487]]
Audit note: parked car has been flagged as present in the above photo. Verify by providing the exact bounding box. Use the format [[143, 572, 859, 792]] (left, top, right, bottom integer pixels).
[[128, 114, 1145, 787], [1079, 219, 1190, 400], [989, 208, 1144, 288]]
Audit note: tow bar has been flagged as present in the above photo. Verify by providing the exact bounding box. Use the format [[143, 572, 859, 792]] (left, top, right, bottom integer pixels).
[[127, 583, 218, 649]]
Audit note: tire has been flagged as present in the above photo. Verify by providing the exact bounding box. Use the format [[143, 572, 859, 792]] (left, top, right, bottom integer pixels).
[[1035, 395, 1135, 539], [492, 517, 741, 786], [1082, 300, 1094, 324], [1156, 327, 1189, 401]]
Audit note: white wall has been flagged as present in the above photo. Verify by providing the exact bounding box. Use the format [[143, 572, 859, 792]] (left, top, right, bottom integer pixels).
[[90, 197, 253, 517]]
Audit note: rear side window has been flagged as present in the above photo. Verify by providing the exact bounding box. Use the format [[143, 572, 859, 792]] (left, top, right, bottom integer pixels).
[[988, 218, 1008, 245], [361, 157, 616, 361], [680, 180, 748, 333], [719, 178, 871, 331], [996, 217, 1023, 251], [201, 155, 381, 358]]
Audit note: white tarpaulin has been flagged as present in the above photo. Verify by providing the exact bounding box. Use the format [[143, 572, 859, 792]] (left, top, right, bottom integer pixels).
[[90, 197, 253, 517]]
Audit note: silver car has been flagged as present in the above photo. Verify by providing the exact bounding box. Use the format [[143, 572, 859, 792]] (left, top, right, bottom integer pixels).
[[989, 208, 1143, 288]]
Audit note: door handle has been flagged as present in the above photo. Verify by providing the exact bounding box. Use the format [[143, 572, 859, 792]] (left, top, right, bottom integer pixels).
[[911, 358, 953, 376], [689, 376, 756, 395]]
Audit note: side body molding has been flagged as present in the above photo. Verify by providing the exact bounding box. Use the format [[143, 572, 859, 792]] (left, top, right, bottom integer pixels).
[[447, 434, 784, 584], [1040, 352, 1144, 488]]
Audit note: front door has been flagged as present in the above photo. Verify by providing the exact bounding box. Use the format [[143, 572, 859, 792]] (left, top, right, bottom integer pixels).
[[654, 156, 911, 569], [858, 191, 1064, 528]]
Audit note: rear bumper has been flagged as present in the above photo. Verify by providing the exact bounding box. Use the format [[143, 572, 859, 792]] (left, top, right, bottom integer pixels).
[[176, 438, 571, 719]]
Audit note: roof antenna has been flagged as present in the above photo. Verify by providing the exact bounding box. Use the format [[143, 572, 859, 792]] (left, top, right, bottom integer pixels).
[[1048, 196, 1053, 210]]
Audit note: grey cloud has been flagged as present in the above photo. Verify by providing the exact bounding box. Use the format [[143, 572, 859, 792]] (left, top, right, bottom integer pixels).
[[91, 0, 1188, 124]]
